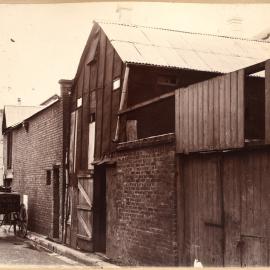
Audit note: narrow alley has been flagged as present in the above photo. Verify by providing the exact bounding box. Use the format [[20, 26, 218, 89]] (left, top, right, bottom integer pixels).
[[0, 226, 82, 265]]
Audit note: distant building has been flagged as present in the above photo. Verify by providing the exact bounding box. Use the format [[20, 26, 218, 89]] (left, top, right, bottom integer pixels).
[[40, 94, 60, 106]]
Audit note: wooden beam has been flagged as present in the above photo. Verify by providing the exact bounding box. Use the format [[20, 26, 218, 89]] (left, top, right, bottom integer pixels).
[[113, 65, 130, 142], [118, 91, 175, 115], [244, 60, 266, 75]]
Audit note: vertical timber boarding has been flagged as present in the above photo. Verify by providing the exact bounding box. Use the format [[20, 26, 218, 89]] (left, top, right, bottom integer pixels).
[[175, 70, 245, 154], [67, 24, 123, 250], [77, 171, 93, 251], [177, 150, 270, 267], [265, 60, 270, 144], [178, 153, 224, 266], [176, 62, 270, 266], [223, 150, 270, 266]]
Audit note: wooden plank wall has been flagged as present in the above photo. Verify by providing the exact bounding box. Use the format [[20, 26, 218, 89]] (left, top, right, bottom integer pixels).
[[182, 154, 223, 266], [175, 70, 245, 153], [223, 150, 270, 266], [265, 59, 270, 144], [71, 26, 123, 164], [67, 25, 123, 248], [178, 149, 270, 267], [95, 31, 123, 159]]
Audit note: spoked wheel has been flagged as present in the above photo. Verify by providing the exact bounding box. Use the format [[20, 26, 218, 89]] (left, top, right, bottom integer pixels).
[[16, 220, 27, 238]]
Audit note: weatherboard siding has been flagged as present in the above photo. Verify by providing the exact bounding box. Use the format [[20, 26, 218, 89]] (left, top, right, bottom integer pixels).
[[175, 70, 245, 153]]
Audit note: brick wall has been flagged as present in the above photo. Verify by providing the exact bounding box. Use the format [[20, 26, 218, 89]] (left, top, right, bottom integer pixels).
[[106, 134, 178, 266], [3, 101, 63, 237]]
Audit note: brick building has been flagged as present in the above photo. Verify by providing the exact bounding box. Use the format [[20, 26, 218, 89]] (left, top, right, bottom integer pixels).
[[2, 86, 70, 239], [62, 21, 270, 266]]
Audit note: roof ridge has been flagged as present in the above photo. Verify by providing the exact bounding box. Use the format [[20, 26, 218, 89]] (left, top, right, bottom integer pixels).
[[95, 20, 270, 44], [4, 105, 43, 108]]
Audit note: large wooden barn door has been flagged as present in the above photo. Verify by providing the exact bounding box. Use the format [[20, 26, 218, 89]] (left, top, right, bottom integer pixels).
[[179, 150, 270, 267], [76, 171, 93, 251], [182, 154, 224, 266], [223, 150, 270, 266]]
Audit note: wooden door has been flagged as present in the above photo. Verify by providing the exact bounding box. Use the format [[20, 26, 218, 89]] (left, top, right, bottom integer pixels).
[[76, 171, 93, 251], [68, 110, 78, 248], [53, 167, 60, 239], [182, 154, 224, 266], [223, 150, 270, 266], [179, 150, 270, 267], [93, 165, 106, 252]]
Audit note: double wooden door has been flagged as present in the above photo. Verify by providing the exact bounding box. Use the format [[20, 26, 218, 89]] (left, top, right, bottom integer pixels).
[[180, 150, 270, 267]]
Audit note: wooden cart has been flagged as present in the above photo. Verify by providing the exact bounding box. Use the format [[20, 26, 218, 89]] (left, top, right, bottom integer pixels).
[[0, 192, 27, 237]]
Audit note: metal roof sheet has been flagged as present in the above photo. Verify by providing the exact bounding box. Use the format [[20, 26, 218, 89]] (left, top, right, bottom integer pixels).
[[98, 22, 270, 73], [4, 105, 43, 128]]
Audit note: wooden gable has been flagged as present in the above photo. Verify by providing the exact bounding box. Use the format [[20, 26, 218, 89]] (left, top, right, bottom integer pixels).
[[70, 23, 124, 168]]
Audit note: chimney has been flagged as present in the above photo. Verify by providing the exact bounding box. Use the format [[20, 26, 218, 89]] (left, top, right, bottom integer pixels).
[[116, 4, 133, 24], [17, 98, 21, 105], [226, 16, 243, 37], [58, 79, 73, 99]]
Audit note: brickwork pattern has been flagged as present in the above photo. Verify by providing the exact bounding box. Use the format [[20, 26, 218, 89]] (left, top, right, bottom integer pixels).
[[3, 102, 63, 236], [107, 141, 178, 266]]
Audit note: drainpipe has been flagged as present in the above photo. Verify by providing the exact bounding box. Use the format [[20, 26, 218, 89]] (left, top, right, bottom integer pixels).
[[113, 64, 130, 142]]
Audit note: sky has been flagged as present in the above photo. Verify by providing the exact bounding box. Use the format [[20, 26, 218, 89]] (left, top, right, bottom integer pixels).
[[0, 2, 270, 108]]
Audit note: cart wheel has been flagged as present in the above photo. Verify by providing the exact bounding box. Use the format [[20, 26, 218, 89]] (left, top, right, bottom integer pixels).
[[16, 204, 27, 238], [13, 212, 19, 235], [17, 220, 27, 238]]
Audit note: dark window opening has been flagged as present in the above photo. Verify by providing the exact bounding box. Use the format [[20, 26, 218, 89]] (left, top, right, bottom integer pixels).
[[90, 113, 96, 123], [123, 66, 218, 142], [244, 74, 265, 142], [46, 170, 51, 185], [157, 75, 178, 86], [126, 97, 175, 140], [7, 132, 12, 169]]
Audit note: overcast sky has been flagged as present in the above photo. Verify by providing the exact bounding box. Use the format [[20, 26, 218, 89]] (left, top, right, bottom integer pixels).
[[0, 2, 270, 108]]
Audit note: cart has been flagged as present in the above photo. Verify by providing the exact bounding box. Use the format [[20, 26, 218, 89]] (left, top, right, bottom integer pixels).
[[0, 191, 27, 238]]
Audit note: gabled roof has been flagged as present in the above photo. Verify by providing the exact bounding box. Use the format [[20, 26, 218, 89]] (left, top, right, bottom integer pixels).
[[97, 21, 270, 74], [2, 94, 61, 131], [3, 105, 43, 129]]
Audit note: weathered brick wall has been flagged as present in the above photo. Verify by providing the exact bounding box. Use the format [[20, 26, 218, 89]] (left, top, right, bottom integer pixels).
[[4, 101, 63, 237], [106, 135, 178, 266]]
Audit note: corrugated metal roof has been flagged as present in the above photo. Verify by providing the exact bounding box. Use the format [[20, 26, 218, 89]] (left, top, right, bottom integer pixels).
[[4, 105, 43, 128], [98, 21, 270, 73]]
